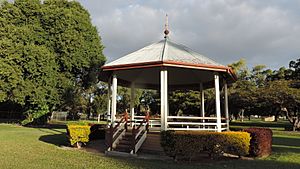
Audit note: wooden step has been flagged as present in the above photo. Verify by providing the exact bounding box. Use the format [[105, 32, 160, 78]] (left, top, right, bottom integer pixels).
[[118, 140, 131, 145]]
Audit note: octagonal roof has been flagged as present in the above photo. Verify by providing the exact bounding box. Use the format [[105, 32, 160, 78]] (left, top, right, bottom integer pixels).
[[100, 37, 236, 89], [104, 37, 224, 68]]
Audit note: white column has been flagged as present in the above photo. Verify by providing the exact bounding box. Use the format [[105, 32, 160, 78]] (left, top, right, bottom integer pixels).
[[214, 73, 222, 132], [130, 82, 135, 126], [224, 81, 229, 131], [107, 77, 111, 123], [164, 70, 169, 130], [111, 74, 117, 126], [200, 83, 205, 121], [160, 69, 165, 131], [160, 68, 168, 131]]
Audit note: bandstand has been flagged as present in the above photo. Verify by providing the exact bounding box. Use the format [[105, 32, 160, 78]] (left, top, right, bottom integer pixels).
[[101, 23, 236, 154]]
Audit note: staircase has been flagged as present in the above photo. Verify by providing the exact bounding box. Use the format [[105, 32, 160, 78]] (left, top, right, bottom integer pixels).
[[114, 129, 133, 153], [106, 113, 150, 155]]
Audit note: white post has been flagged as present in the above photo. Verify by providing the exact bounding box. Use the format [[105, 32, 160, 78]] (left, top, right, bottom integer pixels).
[[130, 82, 135, 126], [214, 73, 222, 132], [200, 83, 205, 123], [111, 74, 117, 126], [224, 81, 229, 131], [160, 68, 168, 131], [160, 69, 165, 131], [164, 69, 168, 130], [107, 77, 111, 123]]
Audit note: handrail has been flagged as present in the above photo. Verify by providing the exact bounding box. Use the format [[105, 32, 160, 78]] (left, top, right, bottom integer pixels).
[[111, 117, 125, 138], [106, 111, 129, 151], [130, 113, 149, 154]]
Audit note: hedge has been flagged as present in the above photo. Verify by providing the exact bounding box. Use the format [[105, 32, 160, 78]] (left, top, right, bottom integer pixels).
[[67, 124, 91, 148], [89, 124, 106, 140], [161, 131, 250, 161], [244, 128, 273, 157]]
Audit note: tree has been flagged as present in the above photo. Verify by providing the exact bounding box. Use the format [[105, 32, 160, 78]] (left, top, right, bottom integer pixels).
[[0, 0, 105, 124], [91, 83, 108, 121], [289, 59, 300, 80], [261, 80, 300, 131], [169, 90, 201, 116], [228, 59, 256, 120], [139, 90, 159, 115]]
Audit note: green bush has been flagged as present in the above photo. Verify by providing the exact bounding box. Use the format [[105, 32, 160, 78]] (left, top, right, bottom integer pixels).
[[67, 124, 91, 148], [89, 124, 106, 140], [244, 128, 273, 157], [161, 130, 176, 158], [161, 131, 250, 161], [21, 104, 50, 126]]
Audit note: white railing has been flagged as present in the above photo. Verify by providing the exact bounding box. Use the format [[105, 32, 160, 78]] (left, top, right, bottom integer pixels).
[[134, 131, 147, 154], [106, 116, 128, 151], [134, 116, 161, 128], [115, 115, 227, 132], [167, 116, 227, 131], [130, 116, 149, 154]]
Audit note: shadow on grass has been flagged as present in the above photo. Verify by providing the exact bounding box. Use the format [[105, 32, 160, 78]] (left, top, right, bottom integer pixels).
[[230, 121, 291, 128], [272, 136, 300, 153], [104, 155, 300, 169], [26, 123, 67, 130], [37, 125, 69, 147], [39, 133, 69, 147]]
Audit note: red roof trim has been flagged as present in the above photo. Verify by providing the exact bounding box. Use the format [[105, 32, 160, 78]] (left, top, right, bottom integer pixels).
[[162, 60, 229, 72], [101, 60, 237, 81], [102, 61, 163, 71], [102, 60, 228, 71]]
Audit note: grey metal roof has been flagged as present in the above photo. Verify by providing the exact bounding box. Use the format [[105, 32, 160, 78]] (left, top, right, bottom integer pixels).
[[104, 38, 224, 67]]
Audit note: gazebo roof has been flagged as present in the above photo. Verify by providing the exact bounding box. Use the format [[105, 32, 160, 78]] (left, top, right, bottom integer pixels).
[[100, 35, 236, 90], [104, 38, 224, 68]]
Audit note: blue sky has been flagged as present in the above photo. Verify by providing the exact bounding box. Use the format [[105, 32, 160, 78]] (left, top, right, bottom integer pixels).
[[78, 0, 300, 69]]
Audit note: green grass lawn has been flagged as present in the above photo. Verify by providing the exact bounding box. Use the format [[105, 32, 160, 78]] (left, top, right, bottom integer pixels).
[[0, 122, 300, 169]]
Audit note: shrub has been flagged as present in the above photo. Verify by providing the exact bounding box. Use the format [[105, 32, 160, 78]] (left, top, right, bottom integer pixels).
[[89, 124, 106, 140], [244, 128, 273, 157], [161, 131, 250, 161], [67, 123, 91, 148], [161, 130, 176, 158], [21, 105, 50, 126]]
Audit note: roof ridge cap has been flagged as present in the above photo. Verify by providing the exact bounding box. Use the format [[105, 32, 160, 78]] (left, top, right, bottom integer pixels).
[[161, 37, 168, 61]]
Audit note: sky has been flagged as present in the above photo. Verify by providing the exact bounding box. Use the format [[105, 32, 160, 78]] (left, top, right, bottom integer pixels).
[[78, 0, 300, 70]]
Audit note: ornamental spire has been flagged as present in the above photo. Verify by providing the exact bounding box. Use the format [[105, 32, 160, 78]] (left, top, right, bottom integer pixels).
[[164, 14, 169, 38]]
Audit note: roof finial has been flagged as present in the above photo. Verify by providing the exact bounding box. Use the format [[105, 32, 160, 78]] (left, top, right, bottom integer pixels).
[[164, 14, 169, 38]]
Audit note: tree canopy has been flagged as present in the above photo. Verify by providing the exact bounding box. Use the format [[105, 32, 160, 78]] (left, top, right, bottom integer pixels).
[[0, 0, 105, 124]]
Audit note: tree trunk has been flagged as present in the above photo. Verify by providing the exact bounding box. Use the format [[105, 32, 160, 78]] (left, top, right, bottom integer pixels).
[[293, 125, 296, 132], [97, 113, 101, 123], [240, 109, 244, 122], [293, 119, 300, 131], [274, 107, 280, 122], [283, 107, 300, 131]]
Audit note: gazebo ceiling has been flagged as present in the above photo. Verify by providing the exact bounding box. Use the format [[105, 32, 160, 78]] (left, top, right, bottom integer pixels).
[[100, 37, 236, 89], [112, 67, 222, 90]]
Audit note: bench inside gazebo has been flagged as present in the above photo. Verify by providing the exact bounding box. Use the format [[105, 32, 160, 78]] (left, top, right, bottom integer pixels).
[[101, 26, 236, 155]]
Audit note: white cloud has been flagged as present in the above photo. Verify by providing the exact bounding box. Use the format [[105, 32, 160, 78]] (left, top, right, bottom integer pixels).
[[78, 0, 300, 69]]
